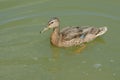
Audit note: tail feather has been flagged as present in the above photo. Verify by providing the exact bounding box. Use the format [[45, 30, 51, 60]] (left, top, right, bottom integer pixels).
[[95, 27, 107, 37]]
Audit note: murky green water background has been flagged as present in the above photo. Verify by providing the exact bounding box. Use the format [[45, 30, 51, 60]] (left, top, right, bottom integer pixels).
[[0, 0, 120, 80]]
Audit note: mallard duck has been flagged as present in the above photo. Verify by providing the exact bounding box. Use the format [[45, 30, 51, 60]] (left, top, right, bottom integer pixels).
[[40, 17, 107, 47]]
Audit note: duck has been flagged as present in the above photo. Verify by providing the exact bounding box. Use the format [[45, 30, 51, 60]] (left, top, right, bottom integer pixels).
[[40, 17, 107, 47]]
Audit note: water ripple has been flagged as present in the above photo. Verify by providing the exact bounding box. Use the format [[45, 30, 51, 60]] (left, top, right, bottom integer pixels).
[[0, 10, 119, 25], [0, 0, 49, 12]]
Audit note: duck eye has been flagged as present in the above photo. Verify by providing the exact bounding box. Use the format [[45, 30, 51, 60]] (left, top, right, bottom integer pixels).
[[50, 21, 54, 24], [48, 21, 53, 25], [48, 21, 54, 25]]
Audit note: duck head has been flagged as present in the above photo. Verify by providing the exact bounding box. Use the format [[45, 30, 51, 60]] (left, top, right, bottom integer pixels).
[[40, 17, 60, 33]]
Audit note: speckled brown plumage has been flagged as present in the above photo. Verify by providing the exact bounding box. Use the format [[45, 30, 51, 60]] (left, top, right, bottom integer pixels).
[[40, 17, 107, 47]]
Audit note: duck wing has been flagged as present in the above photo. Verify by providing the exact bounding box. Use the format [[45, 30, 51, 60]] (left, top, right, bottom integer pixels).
[[60, 26, 90, 41], [60, 26, 107, 41]]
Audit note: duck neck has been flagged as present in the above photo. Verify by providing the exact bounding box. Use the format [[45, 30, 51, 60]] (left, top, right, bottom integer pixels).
[[50, 27, 60, 46]]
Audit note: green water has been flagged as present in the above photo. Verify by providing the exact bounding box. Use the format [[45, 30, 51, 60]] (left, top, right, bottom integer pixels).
[[0, 0, 120, 80]]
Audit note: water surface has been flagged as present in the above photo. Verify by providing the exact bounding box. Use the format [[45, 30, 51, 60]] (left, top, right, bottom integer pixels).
[[0, 0, 120, 80]]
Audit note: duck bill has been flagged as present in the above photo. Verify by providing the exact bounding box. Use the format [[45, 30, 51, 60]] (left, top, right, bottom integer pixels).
[[40, 27, 49, 33]]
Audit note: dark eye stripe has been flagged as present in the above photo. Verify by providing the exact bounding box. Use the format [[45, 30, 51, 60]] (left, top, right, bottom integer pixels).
[[48, 21, 53, 25], [50, 22, 54, 24]]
